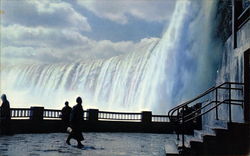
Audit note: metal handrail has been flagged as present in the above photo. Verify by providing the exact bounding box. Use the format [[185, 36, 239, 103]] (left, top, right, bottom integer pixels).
[[168, 82, 243, 118], [177, 99, 243, 123], [167, 82, 244, 149], [181, 100, 215, 122], [237, 5, 250, 29], [184, 99, 243, 123], [168, 87, 215, 117]]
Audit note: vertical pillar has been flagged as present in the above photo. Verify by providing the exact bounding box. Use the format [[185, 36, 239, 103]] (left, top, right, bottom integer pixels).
[[87, 109, 99, 122], [244, 49, 250, 122], [232, 0, 243, 49], [30, 107, 44, 121], [195, 103, 202, 130], [232, 0, 237, 49], [141, 111, 152, 124]]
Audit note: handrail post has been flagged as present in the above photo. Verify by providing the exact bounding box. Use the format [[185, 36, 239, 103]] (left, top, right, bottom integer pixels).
[[182, 106, 185, 149], [229, 83, 232, 122], [244, 50, 250, 122], [215, 88, 219, 120], [177, 109, 180, 140]]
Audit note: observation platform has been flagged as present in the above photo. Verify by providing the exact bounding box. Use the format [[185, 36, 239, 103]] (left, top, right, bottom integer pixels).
[[0, 107, 200, 134]]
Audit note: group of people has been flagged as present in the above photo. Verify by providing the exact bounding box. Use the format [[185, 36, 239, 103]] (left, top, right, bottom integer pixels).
[[0, 94, 85, 148], [61, 97, 85, 148], [0, 94, 11, 135]]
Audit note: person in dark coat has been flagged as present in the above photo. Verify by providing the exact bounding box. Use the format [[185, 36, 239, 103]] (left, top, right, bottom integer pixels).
[[61, 101, 72, 129], [0, 94, 11, 135], [66, 97, 84, 148]]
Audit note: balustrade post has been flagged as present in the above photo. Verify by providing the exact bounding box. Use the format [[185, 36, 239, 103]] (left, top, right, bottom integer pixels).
[[30, 107, 44, 121], [141, 111, 152, 124], [215, 88, 219, 120], [141, 111, 152, 132], [244, 49, 250, 122], [229, 84, 232, 123], [87, 109, 99, 122], [177, 109, 180, 140], [181, 106, 185, 148], [194, 103, 202, 130]]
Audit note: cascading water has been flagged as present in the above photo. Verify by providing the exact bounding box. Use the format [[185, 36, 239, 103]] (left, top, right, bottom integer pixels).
[[1, 0, 221, 114]]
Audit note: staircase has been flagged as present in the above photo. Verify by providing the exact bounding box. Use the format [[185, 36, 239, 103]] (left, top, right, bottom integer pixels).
[[165, 82, 250, 156]]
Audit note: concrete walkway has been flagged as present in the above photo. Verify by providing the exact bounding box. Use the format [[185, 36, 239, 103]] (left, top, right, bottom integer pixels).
[[0, 133, 175, 156]]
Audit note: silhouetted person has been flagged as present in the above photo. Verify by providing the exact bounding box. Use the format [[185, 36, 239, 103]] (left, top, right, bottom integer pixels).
[[66, 97, 84, 148], [0, 94, 11, 135], [61, 101, 72, 130]]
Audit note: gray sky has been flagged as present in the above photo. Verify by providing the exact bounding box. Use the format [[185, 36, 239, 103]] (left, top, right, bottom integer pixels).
[[1, 0, 176, 65]]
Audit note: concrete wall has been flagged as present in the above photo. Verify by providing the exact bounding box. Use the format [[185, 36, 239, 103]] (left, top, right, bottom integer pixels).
[[1, 107, 201, 135], [8, 119, 198, 135]]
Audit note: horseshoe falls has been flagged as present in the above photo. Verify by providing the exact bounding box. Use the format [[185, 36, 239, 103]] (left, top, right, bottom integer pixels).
[[1, 0, 220, 114]]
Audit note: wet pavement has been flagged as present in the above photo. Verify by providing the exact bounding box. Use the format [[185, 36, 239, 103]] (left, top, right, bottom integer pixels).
[[0, 133, 175, 156]]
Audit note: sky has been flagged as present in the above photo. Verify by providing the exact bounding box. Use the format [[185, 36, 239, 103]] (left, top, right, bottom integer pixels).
[[1, 0, 176, 66]]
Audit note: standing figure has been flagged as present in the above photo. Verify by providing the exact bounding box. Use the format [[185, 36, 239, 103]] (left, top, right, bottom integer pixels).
[[0, 94, 11, 135], [66, 97, 84, 148], [61, 101, 72, 129]]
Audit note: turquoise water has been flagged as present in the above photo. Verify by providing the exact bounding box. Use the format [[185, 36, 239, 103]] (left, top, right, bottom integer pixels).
[[0, 133, 175, 156]]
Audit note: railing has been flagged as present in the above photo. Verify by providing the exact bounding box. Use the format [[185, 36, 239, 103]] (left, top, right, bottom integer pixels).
[[43, 109, 61, 118], [233, 0, 250, 48], [83, 111, 88, 120], [98, 111, 141, 121], [3, 108, 171, 123], [168, 82, 244, 149], [168, 82, 244, 119], [152, 115, 170, 122], [11, 108, 31, 118], [237, 5, 250, 29]]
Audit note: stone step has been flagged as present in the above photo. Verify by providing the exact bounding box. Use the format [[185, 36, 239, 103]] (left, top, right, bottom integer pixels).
[[166, 121, 249, 155], [174, 121, 229, 155], [201, 133, 249, 155], [213, 120, 228, 128], [203, 125, 217, 134], [189, 140, 205, 155], [228, 122, 250, 131], [165, 140, 179, 156], [194, 129, 215, 140], [202, 134, 217, 142], [206, 122, 248, 139], [204, 124, 227, 134], [177, 135, 202, 149]]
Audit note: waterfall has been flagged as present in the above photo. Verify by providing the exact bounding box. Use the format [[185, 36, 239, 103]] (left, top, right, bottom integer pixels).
[[1, 0, 219, 114]]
